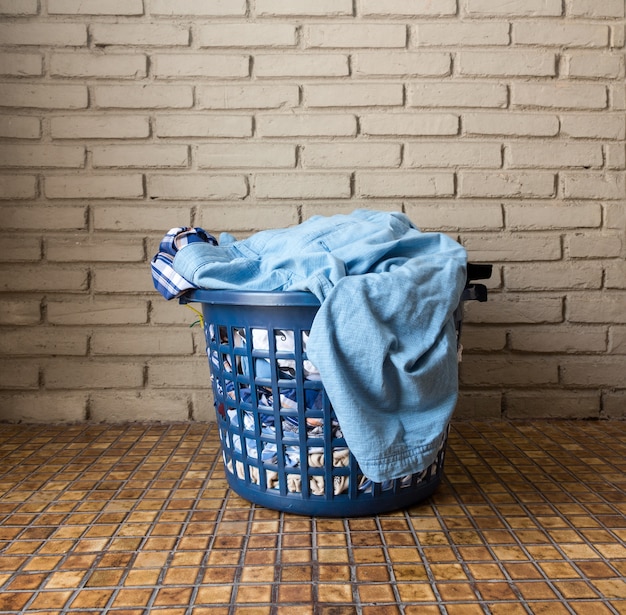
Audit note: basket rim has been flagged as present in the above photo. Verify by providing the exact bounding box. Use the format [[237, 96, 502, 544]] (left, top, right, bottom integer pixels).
[[181, 289, 322, 308]]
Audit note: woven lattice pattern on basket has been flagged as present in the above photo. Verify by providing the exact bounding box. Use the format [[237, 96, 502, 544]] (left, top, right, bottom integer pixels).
[[202, 311, 447, 516]]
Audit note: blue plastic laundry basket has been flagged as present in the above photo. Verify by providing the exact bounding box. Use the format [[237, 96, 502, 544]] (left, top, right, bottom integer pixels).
[[181, 267, 489, 517]]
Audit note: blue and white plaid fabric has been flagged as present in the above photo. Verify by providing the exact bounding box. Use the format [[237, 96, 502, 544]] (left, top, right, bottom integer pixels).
[[151, 227, 217, 300]]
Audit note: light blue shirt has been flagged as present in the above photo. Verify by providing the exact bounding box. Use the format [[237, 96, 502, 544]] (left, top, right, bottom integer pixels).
[[174, 210, 467, 481]]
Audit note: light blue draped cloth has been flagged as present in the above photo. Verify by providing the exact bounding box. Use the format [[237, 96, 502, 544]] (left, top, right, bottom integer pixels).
[[173, 210, 467, 481]]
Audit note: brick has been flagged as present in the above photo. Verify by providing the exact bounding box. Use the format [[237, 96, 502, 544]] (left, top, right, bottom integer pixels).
[[152, 54, 249, 78], [560, 114, 626, 139], [611, 82, 626, 110], [0, 205, 86, 230], [406, 142, 502, 168], [93, 265, 155, 293], [51, 115, 150, 139], [192, 391, 216, 421], [197, 85, 299, 109], [510, 325, 607, 353], [47, 297, 148, 325], [454, 392, 502, 420], [506, 203, 601, 230], [459, 172, 556, 198], [361, 113, 458, 136], [568, 232, 623, 258], [0, 299, 41, 325], [94, 205, 191, 232], [356, 172, 454, 198], [305, 24, 406, 48], [463, 113, 559, 137], [405, 203, 503, 231], [257, 0, 353, 16], [49, 0, 143, 14], [505, 263, 603, 291], [0, 176, 37, 199], [512, 83, 606, 110], [196, 24, 297, 47], [415, 23, 510, 46], [459, 51, 556, 77], [50, 53, 147, 79], [0, 328, 88, 355], [567, 0, 625, 18], [466, 0, 562, 16], [89, 391, 190, 422], [457, 326, 507, 352], [302, 203, 401, 221], [408, 83, 507, 108], [0, 145, 84, 168], [507, 142, 602, 169], [568, 293, 626, 323], [0, 84, 88, 110], [151, 0, 246, 16], [92, 145, 189, 168], [566, 52, 624, 79], [354, 52, 450, 77], [605, 203, 626, 230], [91, 24, 189, 47], [151, 300, 203, 325], [0, 236, 41, 262], [561, 358, 625, 387], [605, 262, 626, 289], [0, 53, 42, 76], [197, 143, 296, 169], [305, 83, 403, 107], [604, 391, 626, 419], [45, 175, 144, 199], [94, 85, 193, 109], [609, 326, 626, 353], [156, 114, 252, 138], [301, 142, 401, 168], [514, 22, 609, 47], [361, 0, 457, 16], [254, 173, 351, 199], [460, 357, 559, 386], [45, 360, 143, 389], [0, 23, 86, 46], [0, 0, 37, 14], [0, 115, 40, 139], [462, 234, 561, 261], [0, 393, 87, 423], [148, 360, 212, 388], [606, 144, 626, 170], [561, 172, 625, 199], [0, 235, 41, 263], [255, 54, 349, 77], [0, 265, 88, 292], [256, 114, 356, 137], [91, 329, 193, 356], [148, 174, 247, 200], [505, 392, 600, 419], [46, 236, 144, 263], [0, 360, 39, 390], [195, 204, 299, 233]]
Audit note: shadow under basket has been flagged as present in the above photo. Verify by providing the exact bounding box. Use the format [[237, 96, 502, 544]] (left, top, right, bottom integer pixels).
[[181, 267, 489, 517]]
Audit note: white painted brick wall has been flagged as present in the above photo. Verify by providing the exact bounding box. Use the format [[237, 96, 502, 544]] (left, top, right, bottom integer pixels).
[[0, 1, 624, 423]]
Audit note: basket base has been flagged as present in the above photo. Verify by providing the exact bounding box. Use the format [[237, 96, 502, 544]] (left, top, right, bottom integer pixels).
[[224, 470, 443, 517], [220, 445, 447, 517]]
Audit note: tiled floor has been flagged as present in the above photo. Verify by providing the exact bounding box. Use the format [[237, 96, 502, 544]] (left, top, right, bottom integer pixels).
[[0, 420, 625, 614]]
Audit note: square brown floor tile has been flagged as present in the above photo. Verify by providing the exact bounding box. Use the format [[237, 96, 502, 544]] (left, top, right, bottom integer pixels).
[[1, 420, 626, 614]]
